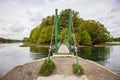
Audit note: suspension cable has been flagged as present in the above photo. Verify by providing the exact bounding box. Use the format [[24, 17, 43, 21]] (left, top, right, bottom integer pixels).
[[50, 19, 55, 46], [72, 20, 76, 46], [48, 18, 55, 62], [72, 15, 80, 74]]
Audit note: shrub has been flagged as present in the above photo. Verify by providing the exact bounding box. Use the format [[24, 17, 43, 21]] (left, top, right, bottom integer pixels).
[[38, 59, 56, 76], [72, 63, 84, 75]]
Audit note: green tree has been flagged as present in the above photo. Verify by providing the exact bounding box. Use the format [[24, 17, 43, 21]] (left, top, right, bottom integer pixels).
[[80, 31, 91, 45], [80, 20, 110, 44], [58, 28, 68, 43], [29, 9, 111, 45], [29, 27, 40, 43], [58, 9, 82, 32], [75, 30, 91, 45], [38, 26, 52, 44]]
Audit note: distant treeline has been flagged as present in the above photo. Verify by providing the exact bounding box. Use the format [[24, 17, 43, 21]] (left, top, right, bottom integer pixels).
[[113, 37, 120, 41], [0, 37, 22, 43]]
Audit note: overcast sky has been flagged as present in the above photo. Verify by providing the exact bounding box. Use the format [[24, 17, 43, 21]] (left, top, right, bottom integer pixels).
[[0, 0, 120, 40]]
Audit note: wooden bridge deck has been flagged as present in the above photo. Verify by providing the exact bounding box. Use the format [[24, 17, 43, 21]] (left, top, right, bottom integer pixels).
[[57, 44, 69, 54], [54, 44, 74, 56]]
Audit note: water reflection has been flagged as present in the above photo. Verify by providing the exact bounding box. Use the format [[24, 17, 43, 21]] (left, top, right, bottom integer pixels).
[[29, 46, 111, 61], [78, 47, 110, 61], [29, 46, 49, 60]]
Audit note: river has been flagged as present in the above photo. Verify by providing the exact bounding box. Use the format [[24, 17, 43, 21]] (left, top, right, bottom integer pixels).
[[0, 43, 120, 77]]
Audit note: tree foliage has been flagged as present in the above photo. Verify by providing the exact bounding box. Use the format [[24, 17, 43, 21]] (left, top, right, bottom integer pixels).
[[38, 26, 52, 44], [0, 37, 21, 43], [29, 27, 40, 43], [113, 37, 120, 41], [29, 9, 111, 45], [29, 16, 54, 44], [79, 20, 110, 44], [75, 30, 91, 45], [58, 28, 68, 43]]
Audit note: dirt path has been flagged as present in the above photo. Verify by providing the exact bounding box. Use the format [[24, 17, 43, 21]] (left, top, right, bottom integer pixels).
[[1, 56, 120, 80]]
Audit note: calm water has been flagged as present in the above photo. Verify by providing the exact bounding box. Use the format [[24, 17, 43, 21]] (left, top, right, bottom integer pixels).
[[0, 43, 120, 77], [78, 46, 120, 74], [0, 43, 48, 76]]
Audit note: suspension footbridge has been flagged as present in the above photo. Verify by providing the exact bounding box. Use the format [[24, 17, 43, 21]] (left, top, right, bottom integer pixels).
[[47, 9, 81, 74], [1, 9, 120, 80]]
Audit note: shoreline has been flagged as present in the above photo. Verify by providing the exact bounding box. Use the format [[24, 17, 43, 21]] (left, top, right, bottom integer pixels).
[[78, 44, 120, 48], [20, 42, 120, 48]]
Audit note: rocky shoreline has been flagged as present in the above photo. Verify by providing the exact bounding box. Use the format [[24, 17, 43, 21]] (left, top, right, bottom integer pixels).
[[1, 56, 120, 80]]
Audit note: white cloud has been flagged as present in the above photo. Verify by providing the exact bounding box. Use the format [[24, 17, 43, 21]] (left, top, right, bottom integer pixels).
[[0, 0, 120, 39]]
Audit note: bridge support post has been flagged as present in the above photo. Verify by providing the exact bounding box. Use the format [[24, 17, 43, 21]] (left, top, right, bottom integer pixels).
[[68, 9, 72, 53], [55, 9, 58, 53]]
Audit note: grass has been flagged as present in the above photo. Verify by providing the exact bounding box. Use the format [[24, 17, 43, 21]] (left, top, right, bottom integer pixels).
[[38, 59, 56, 76], [72, 63, 84, 75]]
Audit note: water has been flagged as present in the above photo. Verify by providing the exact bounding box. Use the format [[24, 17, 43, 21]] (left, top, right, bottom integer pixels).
[[77, 46, 120, 74], [0, 43, 48, 76], [0, 43, 120, 76]]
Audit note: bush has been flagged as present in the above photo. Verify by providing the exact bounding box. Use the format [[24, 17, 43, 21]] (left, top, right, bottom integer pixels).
[[72, 63, 84, 75], [38, 59, 56, 76]]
